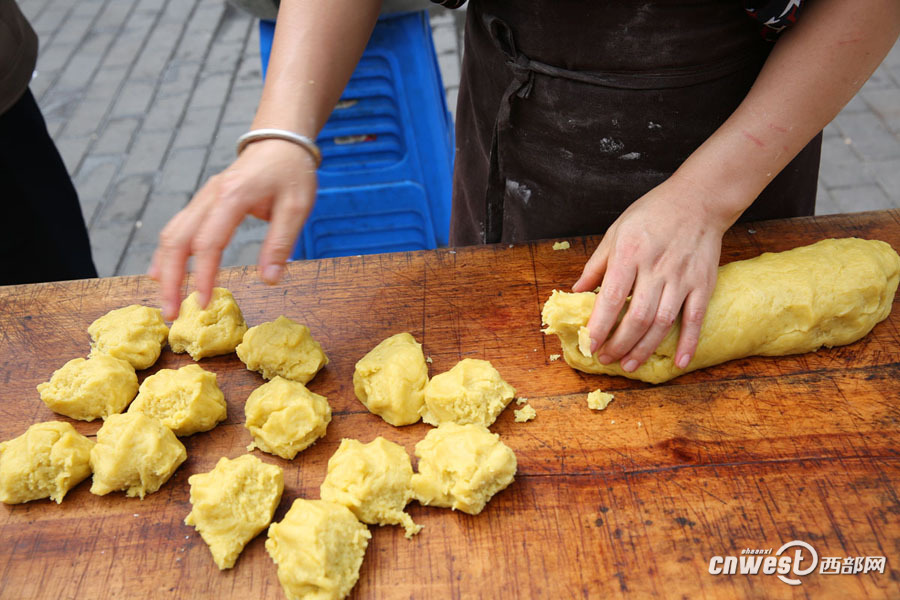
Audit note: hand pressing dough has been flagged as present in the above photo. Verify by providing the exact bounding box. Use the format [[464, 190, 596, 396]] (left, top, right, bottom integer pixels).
[[266, 498, 371, 600], [88, 305, 169, 369], [542, 238, 900, 384], [353, 333, 428, 426], [0, 422, 94, 504], [90, 412, 187, 499], [128, 364, 227, 436], [168, 287, 248, 360], [411, 423, 517, 515], [37, 355, 138, 421], [184, 454, 284, 570], [320, 437, 421, 538], [420, 358, 515, 427], [236, 315, 328, 384], [244, 376, 331, 460]]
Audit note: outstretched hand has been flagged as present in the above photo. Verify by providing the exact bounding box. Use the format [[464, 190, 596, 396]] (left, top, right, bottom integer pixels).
[[148, 140, 317, 321], [572, 175, 733, 372]]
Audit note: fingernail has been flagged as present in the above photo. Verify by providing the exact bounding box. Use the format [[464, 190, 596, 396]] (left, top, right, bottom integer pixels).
[[676, 354, 690, 369], [263, 264, 283, 284], [623, 359, 638, 372], [597, 354, 612, 365]]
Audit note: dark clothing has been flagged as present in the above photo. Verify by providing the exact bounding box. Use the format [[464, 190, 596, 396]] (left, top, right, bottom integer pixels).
[[0, 88, 98, 284], [448, 0, 820, 246], [0, 0, 38, 115]]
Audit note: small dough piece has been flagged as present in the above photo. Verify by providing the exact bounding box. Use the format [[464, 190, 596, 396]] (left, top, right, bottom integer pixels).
[[266, 498, 371, 600], [587, 390, 614, 411], [577, 326, 592, 358], [514, 405, 536, 422], [0, 422, 94, 504], [353, 333, 428, 426], [245, 376, 331, 460], [420, 358, 515, 428], [90, 412, 187, 499], [542, 238, 900, 384], [552, 241, 570, 250], [37, 355, 138, 421], [236, 316, 328, 384], [185, 454, 284, 570], [411, 423, 517, 515], [88, 305, 169, 370], [549, 354, 561, 361], [128, 364, 227, 436], [320, 437, 421, 538], [168, 287, 248, 360]]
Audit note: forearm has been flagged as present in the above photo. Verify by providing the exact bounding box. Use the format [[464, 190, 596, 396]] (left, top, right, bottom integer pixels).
[[675, 0, 900, 227], [251, 0, 383, 137]]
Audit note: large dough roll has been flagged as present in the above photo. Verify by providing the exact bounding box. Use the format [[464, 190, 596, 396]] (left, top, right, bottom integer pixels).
[[541, 238, 900, 384]]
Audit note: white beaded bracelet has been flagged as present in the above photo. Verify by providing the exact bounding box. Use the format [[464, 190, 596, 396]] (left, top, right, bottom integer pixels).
[[235, 128, 322, 168]]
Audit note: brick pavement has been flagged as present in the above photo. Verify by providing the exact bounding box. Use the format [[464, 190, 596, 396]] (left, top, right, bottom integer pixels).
[[18, 0, 900, 277]]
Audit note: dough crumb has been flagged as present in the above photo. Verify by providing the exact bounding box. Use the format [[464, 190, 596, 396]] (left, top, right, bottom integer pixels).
[[587, 389, 614, 411], [514, 405, 536, 423], [420, 358, 515, 427], [353, 333, 427, 426], [426, 356, 433, 364], [0, 422, 94, 504], [516, 397, 528, 405], [320, 437, 421, 538], [168, 287, 247, 360], [266, 499, 370, 600], [552, 241, 570, 250], [185, 454, 284, 570], [549, 354, 561, 361], [236, 315, 328, 384], [637, 421, 643, 428], [244, 376, 331, 460], [577, 326, 593, 357]]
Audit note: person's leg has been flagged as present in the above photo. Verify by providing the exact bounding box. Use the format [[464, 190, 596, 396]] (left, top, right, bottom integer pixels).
[[0, 88, 98, 284]]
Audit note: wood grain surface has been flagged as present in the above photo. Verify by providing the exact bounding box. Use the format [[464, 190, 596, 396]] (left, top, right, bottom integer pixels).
[[2, 210, 900, 599]]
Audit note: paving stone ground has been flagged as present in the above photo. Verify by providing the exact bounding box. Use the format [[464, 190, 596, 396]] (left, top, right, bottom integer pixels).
[[19, 0, 900, 277]]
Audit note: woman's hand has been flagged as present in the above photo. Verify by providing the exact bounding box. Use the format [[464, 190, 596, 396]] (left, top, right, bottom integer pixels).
[[572, 174, 733, 372], [148, 140, 317, 320]]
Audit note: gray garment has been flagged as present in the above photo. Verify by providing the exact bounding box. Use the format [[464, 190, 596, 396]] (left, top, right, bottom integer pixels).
[[0, 0, 38, 115]]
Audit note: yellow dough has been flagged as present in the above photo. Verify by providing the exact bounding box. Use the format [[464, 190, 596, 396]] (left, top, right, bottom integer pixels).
[[184, 454, 284, 570], [353, 333, 428, 426], [236, 315, 328, 384], [90, 412, 187, 499], [37, 355, 138, 421], [320, 437, 421, 538], [128, 364, 227, 436], [411, 423, 517, 515], [88, 305, 169, 370], [168, 287, 248, 360], [420, 358, 515, 427], [244, 376, 331, 460], [266, 498, 371, 600], [542, 238, 900, 384], [587, 390, 614, 411], [514, 404, 536, 422], [0, 422, 94, 504]]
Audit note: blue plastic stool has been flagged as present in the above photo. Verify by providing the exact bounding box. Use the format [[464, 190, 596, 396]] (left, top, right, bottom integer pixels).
[[259, 12, 455, 259]]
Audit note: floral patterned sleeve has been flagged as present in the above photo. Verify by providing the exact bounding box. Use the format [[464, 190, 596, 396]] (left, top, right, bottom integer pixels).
[[744, 0, 806, 40]]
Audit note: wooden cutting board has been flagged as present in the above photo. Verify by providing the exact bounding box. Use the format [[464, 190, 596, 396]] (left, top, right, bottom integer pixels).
[[1, 210, 899, 599]]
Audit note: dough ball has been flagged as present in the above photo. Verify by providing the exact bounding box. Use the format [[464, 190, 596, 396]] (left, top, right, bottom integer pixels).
[[37, 355, 138, 421], [320, 437, 421, 538], [236, 315, 329, 384], [266, 498, 371, 600], [168, 287, 248, 360], [420, 358, 515, 427], [88, 305, 169, 370], [185, 454, 284, 570], [0, 422, 94, 504], [353, 333, 427, 426], [128, 364, 227, 436], [542, 238, 900, 384], [244, 376, 331, 460], [411, 423, 517, 515], [90, 412, 187, 499]]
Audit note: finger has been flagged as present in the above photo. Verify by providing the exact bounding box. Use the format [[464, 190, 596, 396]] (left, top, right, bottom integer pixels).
[[257, 194, 313, 284], [573, 235, 611, 292], [596, 276, 663, 367], [585, 258, 637, 357], [618, 283, 684, 371], [674, 287, 712, 370], [191, 175, 264, 308]]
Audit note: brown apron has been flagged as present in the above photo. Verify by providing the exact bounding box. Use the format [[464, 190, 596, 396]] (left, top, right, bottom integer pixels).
[[449, 0, 822, 246]]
